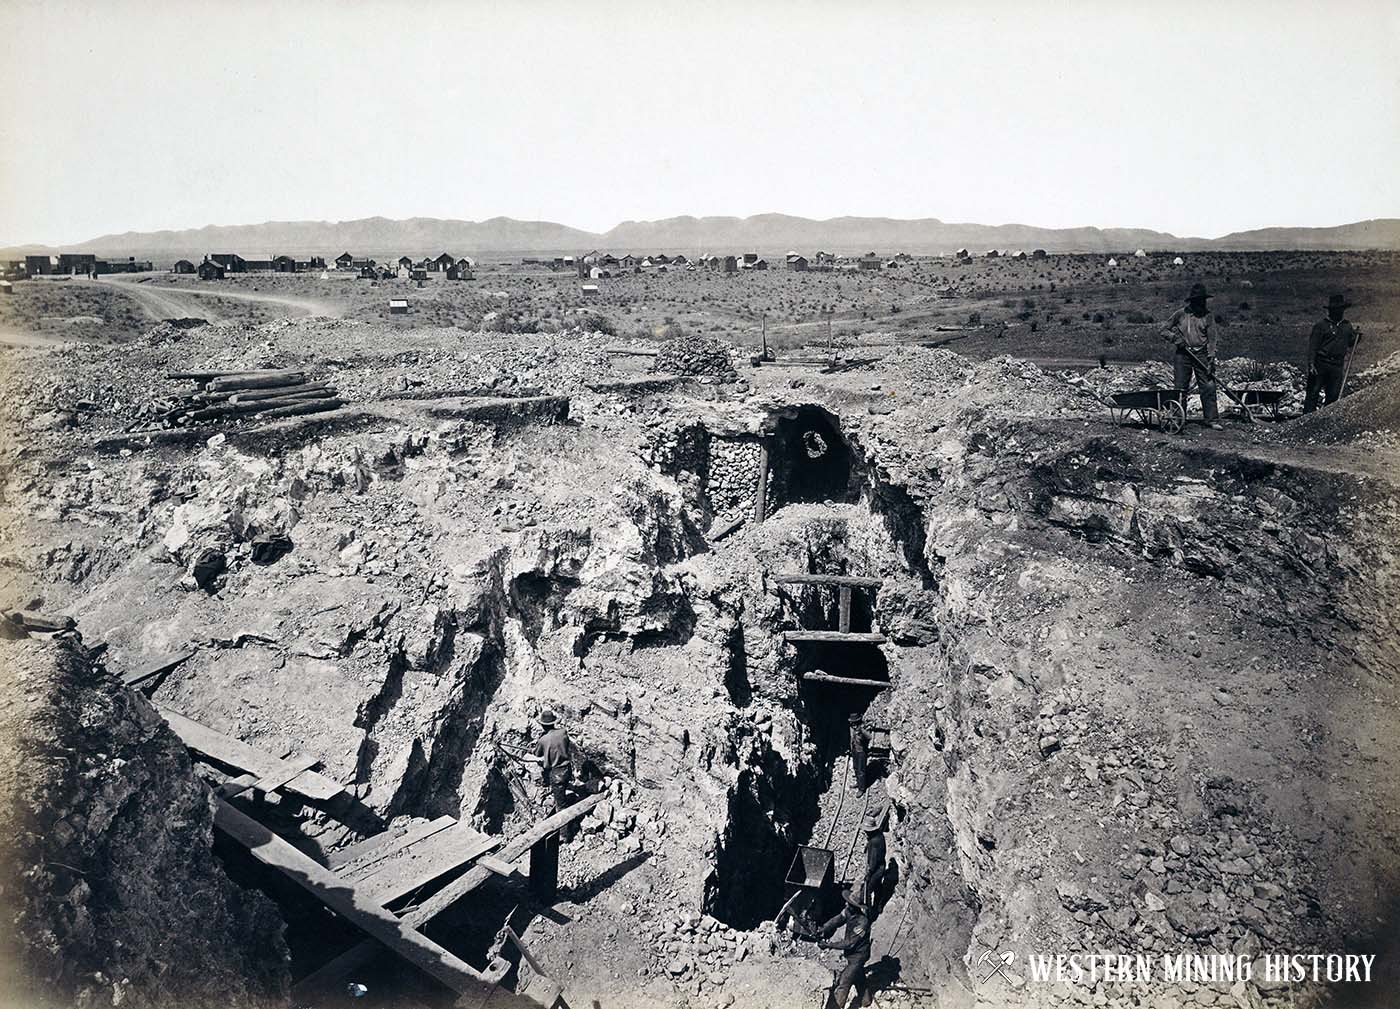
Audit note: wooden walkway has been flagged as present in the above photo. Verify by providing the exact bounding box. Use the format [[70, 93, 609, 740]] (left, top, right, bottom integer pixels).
[[157, 706, 344, 802]]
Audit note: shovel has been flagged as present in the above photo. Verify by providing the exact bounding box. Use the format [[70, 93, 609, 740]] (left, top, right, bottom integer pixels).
[[1180, 346, 1254, 424], [1340, 330, 1364, 400]]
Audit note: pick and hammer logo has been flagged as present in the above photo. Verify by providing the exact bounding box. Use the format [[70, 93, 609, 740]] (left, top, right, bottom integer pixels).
[[977, 949, 1015, 984]]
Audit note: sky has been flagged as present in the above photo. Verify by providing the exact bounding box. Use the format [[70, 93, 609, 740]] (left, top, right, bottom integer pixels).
[[1, 0, 1397, 246]]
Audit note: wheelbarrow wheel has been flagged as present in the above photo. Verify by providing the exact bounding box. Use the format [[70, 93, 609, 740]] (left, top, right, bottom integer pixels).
[[1159, 398, 1186, 435]]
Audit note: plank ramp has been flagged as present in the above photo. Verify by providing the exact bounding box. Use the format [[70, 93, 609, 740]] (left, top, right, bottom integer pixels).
[[327, 815, 455, 872], [348, 825, 501, 906], [213, 800, 494, 1000], [157, 706, 343, 802], [294, 792, 604, 1000], [122, 649, 196, 687]]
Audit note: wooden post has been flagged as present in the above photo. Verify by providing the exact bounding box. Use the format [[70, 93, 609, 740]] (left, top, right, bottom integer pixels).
[[838, 585, 852, 633], [530, 834, 560, 902], [754, 438, 771, 524]]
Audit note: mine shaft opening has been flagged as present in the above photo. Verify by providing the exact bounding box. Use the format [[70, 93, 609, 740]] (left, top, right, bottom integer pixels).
[[797, 643, 889, 765], [772, 406, 856, 507]]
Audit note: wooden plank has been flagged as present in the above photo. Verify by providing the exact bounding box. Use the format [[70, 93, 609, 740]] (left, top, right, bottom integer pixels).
[[295, 793, 606, 998], [328, 815, 455, 872], [476, 854, 521, 879], [253, 753, 322, 795], [783, 631, 887, 644], [157, 707, 343, 802], [753, 439, 771, 524], [838, 585, 852, 634], [353, 828, 501, 905], [801, 671, 890, 689], [212, 800, 494, 999], [122, 649, 196, 687], [402, 792, 604, 927], [214, 772, 260, 798], [772, 574, 884, 588]]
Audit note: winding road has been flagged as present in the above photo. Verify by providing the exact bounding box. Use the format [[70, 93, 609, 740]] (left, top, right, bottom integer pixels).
[[99, 274, 345, 322]]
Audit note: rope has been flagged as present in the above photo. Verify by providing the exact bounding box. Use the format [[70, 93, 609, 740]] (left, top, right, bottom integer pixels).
[[824, 754, 850, 851], [884, 894, 915, 957]]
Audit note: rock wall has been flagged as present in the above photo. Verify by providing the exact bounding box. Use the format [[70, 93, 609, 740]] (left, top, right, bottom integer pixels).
[[0, 637, 288, 1009]]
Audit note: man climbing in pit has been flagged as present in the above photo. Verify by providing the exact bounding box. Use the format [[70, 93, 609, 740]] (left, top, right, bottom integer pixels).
[[818, 885, 875, 1009], [849, 713, 871, 794], [861, 796, 892, 913], [520, 708, 580, 840]]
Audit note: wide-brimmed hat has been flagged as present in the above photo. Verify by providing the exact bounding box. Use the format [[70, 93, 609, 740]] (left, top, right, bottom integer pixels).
[[841, 886, 871, 913], [1327, 294, 1352, 310], [538, 709, 558, 728], [1187, 283, 1211, 301], [848, 712, 864, 724]]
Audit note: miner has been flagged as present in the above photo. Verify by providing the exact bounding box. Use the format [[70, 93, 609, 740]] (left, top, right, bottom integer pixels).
[[521, 709, 579, 838], [861, 796, 892, 910], [818, 885, 874, 1009], [849, 713, 871, 794], [1160, 283, 1221, 428], [1303, 294, 1360, 412]]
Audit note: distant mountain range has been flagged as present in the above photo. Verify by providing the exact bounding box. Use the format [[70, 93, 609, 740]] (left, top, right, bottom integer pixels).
[[6, 214, 1400, 259]]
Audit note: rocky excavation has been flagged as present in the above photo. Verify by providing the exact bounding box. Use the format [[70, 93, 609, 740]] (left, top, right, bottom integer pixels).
[[2, 316, 1399, 1009]]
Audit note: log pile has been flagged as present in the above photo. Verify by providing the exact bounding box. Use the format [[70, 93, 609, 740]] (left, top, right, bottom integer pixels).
[[145, 368, 347, 428]]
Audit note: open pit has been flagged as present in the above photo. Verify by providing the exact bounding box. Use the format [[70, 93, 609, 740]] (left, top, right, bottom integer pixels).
[[3, 312, 1400, 1009]]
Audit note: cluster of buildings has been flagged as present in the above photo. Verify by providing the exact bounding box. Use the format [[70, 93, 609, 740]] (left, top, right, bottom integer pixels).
[[186, 252, 476, 282], [953, 248, 1050, 261], [566, 249, 922, 278], [3, 254, 154, 279]]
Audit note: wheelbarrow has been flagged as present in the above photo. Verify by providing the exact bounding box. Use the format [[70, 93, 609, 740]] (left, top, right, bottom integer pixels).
[[1108, 389, 1190, 434]]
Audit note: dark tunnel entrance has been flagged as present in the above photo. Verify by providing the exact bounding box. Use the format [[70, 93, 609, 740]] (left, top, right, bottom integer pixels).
[[772, 406, 856, 506], [795, 643, 890, 765]]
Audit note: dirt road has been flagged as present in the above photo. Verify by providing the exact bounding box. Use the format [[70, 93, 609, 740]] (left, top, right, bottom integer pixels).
[[99, 275, 344, 323]]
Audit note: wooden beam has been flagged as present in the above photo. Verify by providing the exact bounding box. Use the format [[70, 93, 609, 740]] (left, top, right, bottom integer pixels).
[[352, 829, 501, 906], [252, 754, 322, 795], [157, 707, 343, 802], [801, 671, 890, 690], [753, 439, 771, 524], [122, 649, 195, 687], [294, 793, 605, 999], [772, 574, 884, 588], [212, 800, 494, 1000], [838, 586, 852, 634], [328, 815, 456, 872], [783, 631, 887, 644], [477, 854, 521, 879]]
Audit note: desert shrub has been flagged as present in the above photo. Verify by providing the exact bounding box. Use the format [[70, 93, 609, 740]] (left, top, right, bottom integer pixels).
[[967, 311, 981, 325], [1093, 312, 1105, 324], [578, 312, 616, 335], [1125, 310, 1150, 324]]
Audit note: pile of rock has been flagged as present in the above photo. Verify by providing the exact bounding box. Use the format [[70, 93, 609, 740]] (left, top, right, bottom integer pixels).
[[651, 911, 750, 995], [704, 436, 766, 521], [578, 777, 665, 851], [652, 335, 739, 382]]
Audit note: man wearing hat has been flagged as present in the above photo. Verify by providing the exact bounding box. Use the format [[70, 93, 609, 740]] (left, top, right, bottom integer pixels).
[[849, 713, 871, 795], [522, 708, 579, 836], [1304, 294, 1360, 412], [818, 886, 874, 1009], [1160, 283, 1221, 427], [861, 796, 892, 911]]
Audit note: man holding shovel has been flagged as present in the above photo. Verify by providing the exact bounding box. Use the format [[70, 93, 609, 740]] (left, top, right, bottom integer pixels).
[[1303, 294, 1361, 412], [1160, 283, 1222, 429]]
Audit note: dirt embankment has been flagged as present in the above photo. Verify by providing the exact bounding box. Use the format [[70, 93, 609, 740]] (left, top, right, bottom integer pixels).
[[0, 635, 289, 1009]]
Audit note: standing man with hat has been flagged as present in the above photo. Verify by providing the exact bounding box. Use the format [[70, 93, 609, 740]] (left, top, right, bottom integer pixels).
[[1304, 294, 1361, 412], [818, 885, 875, 1009], [848, 713, 871, 795], [1160, 283, 1222, 428], [522, 708, 579, 837], [861, 796, 892, 912]]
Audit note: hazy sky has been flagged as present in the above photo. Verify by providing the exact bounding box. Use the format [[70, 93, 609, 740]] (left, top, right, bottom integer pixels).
[[2, 0, 1397, 245]]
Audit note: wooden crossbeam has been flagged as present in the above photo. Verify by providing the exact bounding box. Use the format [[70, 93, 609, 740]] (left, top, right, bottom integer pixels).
[[213, 800, 494, 1000], [772, 574, 884, 588], [157, 707, 343, 802], [783, 631, 886, 644], [352, 828, 501, 905], [801, 671, 890, 690], [253, 754, 322, 795]]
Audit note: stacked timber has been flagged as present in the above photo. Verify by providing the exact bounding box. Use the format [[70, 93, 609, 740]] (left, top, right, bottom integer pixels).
[[154, 367, 347, 427]]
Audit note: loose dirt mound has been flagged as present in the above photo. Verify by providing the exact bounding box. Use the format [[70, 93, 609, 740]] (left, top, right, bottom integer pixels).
[[0, 637, 287, 1009], [1281, 372, 1400, 444]]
